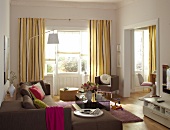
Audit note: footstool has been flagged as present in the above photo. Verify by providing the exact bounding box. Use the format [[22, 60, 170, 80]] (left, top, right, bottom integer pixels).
[[72, 109, 122, 130], [60, 87, 79, 101]]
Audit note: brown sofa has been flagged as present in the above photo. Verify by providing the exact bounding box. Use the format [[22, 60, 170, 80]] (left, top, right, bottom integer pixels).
[[0, 80, 122, 130], [0, 80, 72, 130]]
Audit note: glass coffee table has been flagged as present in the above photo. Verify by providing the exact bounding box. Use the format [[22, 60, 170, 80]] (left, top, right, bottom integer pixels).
[[74, 93, 110, 111]]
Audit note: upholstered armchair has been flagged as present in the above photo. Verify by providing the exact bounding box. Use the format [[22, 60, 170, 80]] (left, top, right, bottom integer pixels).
[[95, 75, 119, 98]]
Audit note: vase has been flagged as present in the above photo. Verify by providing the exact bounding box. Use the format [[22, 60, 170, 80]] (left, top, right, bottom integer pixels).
[[8, 84, 15, 97], [86, 91, 92, 101]]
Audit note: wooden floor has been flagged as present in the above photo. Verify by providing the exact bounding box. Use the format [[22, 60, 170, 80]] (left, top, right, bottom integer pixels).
[[53, 91, 169, 130], [113, 92, 169, 130]]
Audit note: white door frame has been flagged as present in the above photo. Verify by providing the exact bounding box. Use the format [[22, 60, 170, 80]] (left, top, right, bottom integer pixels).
[[122, 18, 160, 97]]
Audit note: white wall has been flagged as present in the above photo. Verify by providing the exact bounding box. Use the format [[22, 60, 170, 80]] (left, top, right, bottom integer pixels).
[[0, 0, 10, 105], [116, 0, 170, 98], [10, 1, 117, 83]]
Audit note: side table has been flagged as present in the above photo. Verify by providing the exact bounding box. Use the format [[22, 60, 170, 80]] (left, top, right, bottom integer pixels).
[[60, 87, 79, 101]]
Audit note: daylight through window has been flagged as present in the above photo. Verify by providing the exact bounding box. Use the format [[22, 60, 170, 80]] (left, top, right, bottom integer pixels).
[[45, 30, 89, 75]]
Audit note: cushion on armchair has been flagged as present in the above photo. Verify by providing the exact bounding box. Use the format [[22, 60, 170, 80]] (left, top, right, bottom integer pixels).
[[100, 74, 111, 85]]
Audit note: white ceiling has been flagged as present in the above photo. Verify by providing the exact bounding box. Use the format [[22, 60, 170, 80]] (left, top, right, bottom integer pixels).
[[11, 0, 123, 3], [10, 0, 136, 9]]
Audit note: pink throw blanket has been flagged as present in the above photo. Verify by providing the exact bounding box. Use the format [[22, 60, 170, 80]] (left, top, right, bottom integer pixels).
[[46, 106, 64, 130]]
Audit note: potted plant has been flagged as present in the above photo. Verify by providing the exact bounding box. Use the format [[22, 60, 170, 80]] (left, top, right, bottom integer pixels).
[[81, 81, 98, 101]]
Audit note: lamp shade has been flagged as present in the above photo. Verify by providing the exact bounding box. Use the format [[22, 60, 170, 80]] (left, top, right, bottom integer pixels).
[[47, 33, 59, 44]]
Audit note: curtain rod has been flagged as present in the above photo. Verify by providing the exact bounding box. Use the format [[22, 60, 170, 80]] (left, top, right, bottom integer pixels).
[[46, 18, 89, 21], [46, 18, 112, 21]]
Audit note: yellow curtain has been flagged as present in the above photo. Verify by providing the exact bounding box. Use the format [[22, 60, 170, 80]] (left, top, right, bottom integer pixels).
[[89, 20, 111, 82], [18, 18, 45, 82], [148, 25, 156, 81]]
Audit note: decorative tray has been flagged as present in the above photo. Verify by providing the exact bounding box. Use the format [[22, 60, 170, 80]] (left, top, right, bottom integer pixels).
[[74, 109, 103, 117]]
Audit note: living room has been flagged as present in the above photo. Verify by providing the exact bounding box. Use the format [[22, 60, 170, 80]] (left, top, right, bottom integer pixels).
[[1, 0, 170, 130]]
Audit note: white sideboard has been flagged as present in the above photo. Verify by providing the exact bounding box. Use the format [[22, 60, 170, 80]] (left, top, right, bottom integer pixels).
[[143, 97, 170, 128]]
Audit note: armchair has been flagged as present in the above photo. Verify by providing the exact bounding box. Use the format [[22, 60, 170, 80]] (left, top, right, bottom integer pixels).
[[95, 75, 119, 98]]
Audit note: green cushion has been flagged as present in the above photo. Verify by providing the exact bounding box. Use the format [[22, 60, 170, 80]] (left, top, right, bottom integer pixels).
[[34, 99, 48, 109]]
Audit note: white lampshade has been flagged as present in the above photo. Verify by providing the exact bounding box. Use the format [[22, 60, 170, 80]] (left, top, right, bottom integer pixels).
[[47, 33, 59, 44]]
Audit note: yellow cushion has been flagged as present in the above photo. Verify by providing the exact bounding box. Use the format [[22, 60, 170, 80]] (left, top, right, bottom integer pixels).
[[34, 99, 48, 109]]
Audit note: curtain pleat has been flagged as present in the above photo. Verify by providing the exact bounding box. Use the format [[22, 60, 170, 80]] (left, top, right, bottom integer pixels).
[[148, 25, 156, 81], [98, 20, 104, 75], [18, 18, 45, 82], [89, 20, 111, 82]]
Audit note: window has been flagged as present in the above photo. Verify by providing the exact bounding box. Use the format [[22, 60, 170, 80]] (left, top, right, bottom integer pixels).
[[134, 29, 149, 81], [58, 54, 79, 73], [45, 30, 89, 75]]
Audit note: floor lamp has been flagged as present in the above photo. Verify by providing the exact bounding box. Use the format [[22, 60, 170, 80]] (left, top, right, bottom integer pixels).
[[28, 31, 59, 80], [47, 33, 59, 96], [29, 31, 59, 44]]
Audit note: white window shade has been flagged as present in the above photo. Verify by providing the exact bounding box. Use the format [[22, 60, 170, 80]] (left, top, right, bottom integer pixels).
[[57, 32, 80, 53]]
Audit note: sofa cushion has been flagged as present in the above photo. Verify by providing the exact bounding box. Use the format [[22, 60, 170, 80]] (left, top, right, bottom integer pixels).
[[20, 84, 32, 98], [42, 95, 58, 107], [39, 80, 47, 93], [29, 80, 47, 95], [20, 80, 47, 94], [29, 86, 45, 100], [22, 95, 36, 109], [34, 99, 48, 109], [34, 82, 45, 96]]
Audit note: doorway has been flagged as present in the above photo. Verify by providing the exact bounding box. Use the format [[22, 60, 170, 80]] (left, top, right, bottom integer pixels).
[[133, 28, 149, 90], [122, 19, 160, 97]]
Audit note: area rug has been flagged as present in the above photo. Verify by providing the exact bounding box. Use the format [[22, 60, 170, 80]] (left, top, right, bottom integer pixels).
[[110, 109, 143, 123], [55, 101, 143, 123]]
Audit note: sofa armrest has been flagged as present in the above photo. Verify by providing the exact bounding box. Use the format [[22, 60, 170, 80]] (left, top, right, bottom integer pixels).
[[110, 75, 119, 91], [95, 76, 101, 84], [44, 83, 51, 95]]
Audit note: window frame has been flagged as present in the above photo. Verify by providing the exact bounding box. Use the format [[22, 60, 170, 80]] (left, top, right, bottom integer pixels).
[[45, 30, 89, 75]]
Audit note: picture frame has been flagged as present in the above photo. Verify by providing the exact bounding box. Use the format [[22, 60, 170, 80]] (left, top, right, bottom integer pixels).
[[4, 35, 10, 84]]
